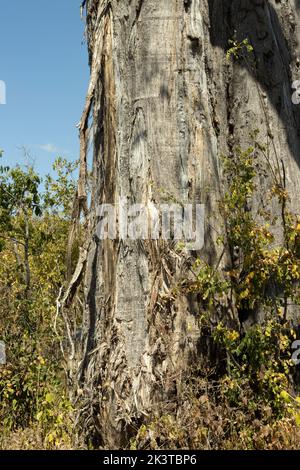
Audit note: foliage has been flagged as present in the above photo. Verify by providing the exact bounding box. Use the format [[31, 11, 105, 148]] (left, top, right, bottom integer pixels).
[[43, 157, 78, 217], [131, 370, 300, 450], [0, 154, 77, 449], [200, 137, 300, 426], [131, 136, 300, 450], [226, 38, 253, 61], [2, 134, 300, 449]]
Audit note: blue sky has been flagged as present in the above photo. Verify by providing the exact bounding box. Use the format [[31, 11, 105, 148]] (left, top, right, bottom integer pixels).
[[0, 0, 89, 176]]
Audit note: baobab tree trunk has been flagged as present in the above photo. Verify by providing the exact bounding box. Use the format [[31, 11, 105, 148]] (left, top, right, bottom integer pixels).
[[74, 0, 300, 448]]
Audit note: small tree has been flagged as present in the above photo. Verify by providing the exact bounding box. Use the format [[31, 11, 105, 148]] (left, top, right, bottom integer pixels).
[[0, 154, 41, 292]]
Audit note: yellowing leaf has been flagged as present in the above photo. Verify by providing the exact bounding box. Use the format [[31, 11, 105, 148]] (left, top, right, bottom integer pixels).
[[45, 392, 54, 404], [239, 289, 249, 300], [280, 390, 290, 402]]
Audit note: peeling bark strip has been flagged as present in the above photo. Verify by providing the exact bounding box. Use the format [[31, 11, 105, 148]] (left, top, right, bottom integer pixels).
[[74, 0, 300, 448], [78, 0, 112, 205], [66, 0, 112, 278]]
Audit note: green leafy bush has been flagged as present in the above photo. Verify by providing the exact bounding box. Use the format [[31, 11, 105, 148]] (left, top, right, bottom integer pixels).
[[0, 154, 77, 449]]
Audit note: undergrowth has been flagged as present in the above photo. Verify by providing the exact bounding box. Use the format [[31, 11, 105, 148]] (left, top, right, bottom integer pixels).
[[131, 135, 300, 450]]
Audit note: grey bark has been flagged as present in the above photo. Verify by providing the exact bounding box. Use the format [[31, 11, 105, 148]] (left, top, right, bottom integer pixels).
[[74, 0, 300, 448]]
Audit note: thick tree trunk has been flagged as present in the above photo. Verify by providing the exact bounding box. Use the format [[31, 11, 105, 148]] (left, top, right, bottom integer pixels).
[[75, 0, 300, 448]]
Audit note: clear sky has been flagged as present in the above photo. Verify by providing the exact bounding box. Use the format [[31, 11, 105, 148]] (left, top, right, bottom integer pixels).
[[0, 0, 89, 176]]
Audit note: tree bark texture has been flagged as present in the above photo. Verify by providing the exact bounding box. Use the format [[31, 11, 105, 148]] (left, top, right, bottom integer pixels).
[[75, 0, 300, 448]]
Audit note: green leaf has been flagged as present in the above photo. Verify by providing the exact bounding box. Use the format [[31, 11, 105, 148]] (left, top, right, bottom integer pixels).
[[45, 392, 54, 403]]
